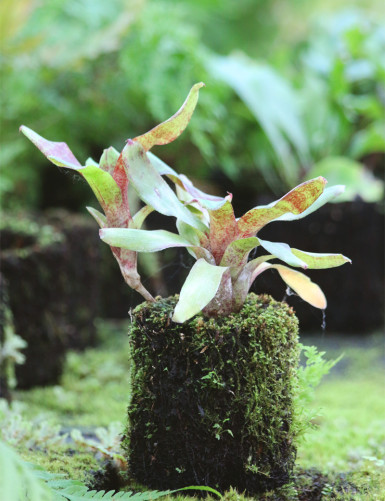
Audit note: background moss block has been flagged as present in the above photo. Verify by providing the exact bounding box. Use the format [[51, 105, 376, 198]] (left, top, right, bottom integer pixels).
[[124, 293, 300, 495]]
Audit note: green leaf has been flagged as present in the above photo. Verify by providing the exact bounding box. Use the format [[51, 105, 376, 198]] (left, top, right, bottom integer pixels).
[[258, 238, 308, 268], [0, 441, 52, 501], [306, 156, 384, 202], [86, 206, 107, 228], [291, 249, 351, 269], [20, 126, 124, 222], [131, 205, 154, 229], [173, 259, 228, 323], [100, 228, 193, 253], [120, 141, 207, 232], [134, 82, 205, 151], [237, 177, 327, 237], [99, 146, 120, 175]]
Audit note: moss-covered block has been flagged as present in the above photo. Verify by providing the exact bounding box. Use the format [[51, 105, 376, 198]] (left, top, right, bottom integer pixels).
[[124, 293, 300, 495]]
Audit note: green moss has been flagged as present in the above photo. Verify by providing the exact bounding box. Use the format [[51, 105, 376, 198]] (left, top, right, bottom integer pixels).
[[124, 293, 300, 495], [18, 446, 99, 484]]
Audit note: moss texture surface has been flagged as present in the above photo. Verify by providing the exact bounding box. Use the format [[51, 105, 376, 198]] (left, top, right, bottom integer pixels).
[[124, 293, 300, 495]]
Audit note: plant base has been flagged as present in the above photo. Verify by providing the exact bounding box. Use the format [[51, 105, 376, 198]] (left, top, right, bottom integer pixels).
[[124, 293, 300, 495]]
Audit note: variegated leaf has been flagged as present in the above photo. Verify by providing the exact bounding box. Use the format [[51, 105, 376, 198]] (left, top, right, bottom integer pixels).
[[134, 82, 205, 151], [237, 177, 327, 238], [291, 249, 351, 269], [274, 185, 345, 221], [209, 200, 239, 263]]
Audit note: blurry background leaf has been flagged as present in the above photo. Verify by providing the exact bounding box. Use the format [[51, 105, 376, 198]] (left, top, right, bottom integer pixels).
[[306, 156, 384, 202]]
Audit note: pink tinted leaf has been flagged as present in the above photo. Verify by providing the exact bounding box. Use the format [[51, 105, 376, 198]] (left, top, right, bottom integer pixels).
[[291, 249, 352, 269], [134, 82, 205, 151], [209, 200, 239, 263], [237, 177, 327, 238], [20, 125, 81, 167], [20, 126, 124, 223], [202, 269, 235, 317], [172, 259, 228, 323], [114, 248, 154, 302]]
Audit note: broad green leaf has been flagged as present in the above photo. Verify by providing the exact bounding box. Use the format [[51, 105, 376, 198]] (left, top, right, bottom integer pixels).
[[173, 259, 228, 323], [134, 82, 205, 151], [256, 263, 327, 309], [237, 177, 326, 237], [100, 228, 193, 253], [274, 185, 345, 221], [305, 156, 384, 202], [99, 146, 120, 175], [258, 238, 308, 268], [120, 140, 207, 232], [86, 206, 107, 228], [209, 200, 239, 263], [291, 249, 351, 269]]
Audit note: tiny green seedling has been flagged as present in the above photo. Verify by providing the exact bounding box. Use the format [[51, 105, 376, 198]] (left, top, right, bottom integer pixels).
[[20, 83, 351, 323]]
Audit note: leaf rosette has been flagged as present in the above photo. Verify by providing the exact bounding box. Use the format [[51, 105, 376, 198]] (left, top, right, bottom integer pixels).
[[21, 82, 351, 323]]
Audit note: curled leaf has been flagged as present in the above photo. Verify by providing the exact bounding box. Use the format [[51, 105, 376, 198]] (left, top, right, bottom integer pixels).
[[134, 82, 205, 151], [237, 177, 327, 238]]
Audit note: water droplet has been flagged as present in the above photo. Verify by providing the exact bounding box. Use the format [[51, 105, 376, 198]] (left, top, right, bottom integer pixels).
[[155, 188, 160, 197], [321, 309, 326, 333]]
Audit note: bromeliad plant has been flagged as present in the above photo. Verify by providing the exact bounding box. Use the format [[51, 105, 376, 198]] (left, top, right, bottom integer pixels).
[[20, 83, 351, 323]]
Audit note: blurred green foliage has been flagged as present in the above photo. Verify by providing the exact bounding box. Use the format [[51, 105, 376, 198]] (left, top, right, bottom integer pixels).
[[1, 1, 384, 210]]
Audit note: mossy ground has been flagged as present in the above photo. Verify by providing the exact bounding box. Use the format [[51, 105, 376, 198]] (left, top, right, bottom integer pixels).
[[10, 319, 385, 500]]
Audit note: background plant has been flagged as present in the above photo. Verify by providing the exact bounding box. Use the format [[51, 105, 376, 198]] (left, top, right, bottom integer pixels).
[[209, 9, 385, 199]]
